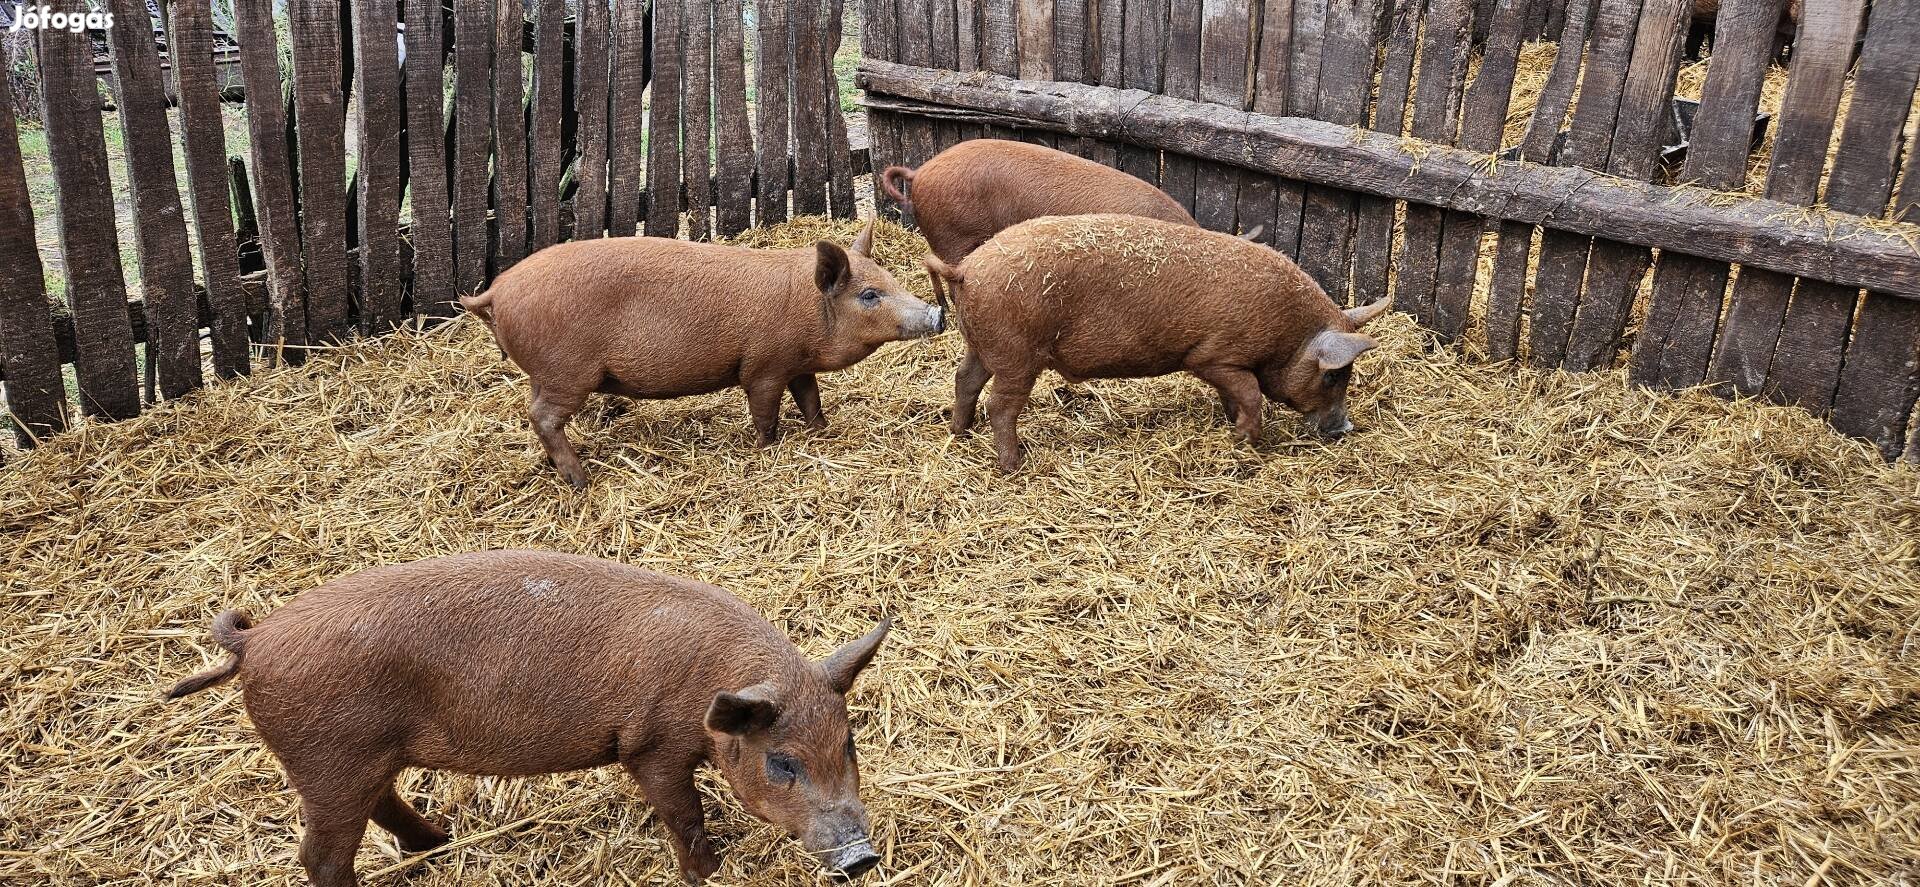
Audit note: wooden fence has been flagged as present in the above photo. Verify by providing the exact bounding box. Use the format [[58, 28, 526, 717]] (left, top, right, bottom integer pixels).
[[859, 0, 1920, 462], [0, 0, 861, 448]]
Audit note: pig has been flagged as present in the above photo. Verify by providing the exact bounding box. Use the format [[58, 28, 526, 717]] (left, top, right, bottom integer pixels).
[[460, 220, 943, 490], [924, 214, 1390, 473], [164, 550, 893, 886], [880, 138, 1231, 271]]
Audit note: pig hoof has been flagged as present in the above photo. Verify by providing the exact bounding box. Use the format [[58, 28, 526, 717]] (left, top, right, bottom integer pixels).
[[557, 469, 588, 491], [398, 829, 452, 854]]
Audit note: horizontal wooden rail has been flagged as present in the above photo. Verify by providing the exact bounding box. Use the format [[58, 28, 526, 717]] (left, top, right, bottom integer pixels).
[[857, 60, 1920, 300]]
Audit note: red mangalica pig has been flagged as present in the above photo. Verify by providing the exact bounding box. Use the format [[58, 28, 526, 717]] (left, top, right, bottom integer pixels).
[[460, 220, 943, 489], [925, 214, 1390, 473], [880, 139, 1215, 270], [165, 550, 893, 886]]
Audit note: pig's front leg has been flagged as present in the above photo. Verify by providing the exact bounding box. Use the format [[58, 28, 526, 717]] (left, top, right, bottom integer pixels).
[[744, 380, 786, 446], [1192, 367, 1265, 446], [626, 761, 722, 883], [787, 374, 827, 429]]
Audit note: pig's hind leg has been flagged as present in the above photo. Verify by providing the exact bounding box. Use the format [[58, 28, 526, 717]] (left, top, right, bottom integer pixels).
[[529, 385, 591, 490], [373, 786, 452, 854], [986, 365, 1041, 473], [950, 347, 991, 434]]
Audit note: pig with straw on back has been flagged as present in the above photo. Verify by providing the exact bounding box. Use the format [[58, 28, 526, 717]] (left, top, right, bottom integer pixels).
[[880, 139, 1262, 279], [165, 550, 892, 886], [460, 220, 943, 490], [924, 214, 1391, 473]]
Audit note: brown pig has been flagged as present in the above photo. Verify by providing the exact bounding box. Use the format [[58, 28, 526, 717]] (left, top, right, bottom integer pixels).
[[925, 214, 1390, 473], [165, 550, 893, 885], [460, 220, 943, 489], [880, 139, 1211, 269]]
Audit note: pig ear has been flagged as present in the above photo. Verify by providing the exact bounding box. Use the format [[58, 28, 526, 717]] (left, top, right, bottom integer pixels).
[[706, 683, 782, 736], [815, 241, 853, 294], [1310, 330, 1377, 372], [820, 617, 892, 695], [1344, 298, 1391, 328], [851, 218, 876, 257]]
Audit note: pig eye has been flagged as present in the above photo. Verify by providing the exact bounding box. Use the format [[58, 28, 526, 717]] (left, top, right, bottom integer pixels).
[[856, 288, 881, 306], [845, 734, 857, 762], [765, 752, 804, 785], [1321, 366, 1351, 389]]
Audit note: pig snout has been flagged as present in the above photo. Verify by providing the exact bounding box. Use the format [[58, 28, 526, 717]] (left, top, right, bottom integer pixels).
[[824, 839, 881, 880], [1314, 409, 1355, 439], [897, 301, 944, 339]]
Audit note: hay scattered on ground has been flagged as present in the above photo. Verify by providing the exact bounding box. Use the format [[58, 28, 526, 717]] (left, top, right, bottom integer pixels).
[[3, 218, 1917, 886]]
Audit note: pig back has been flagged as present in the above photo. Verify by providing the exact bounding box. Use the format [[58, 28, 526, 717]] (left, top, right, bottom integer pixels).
[[960, 215, 1338, 377], [234, 551, 803, 774]]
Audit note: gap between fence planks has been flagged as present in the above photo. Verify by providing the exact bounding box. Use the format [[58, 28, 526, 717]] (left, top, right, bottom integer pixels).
[[856, 61, 1920, 299]]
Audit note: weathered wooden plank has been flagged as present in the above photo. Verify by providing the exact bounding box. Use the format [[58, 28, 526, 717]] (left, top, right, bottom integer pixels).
[[1427, 0, 1526, 341], [755, 0, 792, 224], [608, 0, 649, 236], [1294, 0, 1383, 306], [822, 0, 857, 218], [1484, 0, 1593, 361], [1159, 0, 1203, 214], [454, 0, 494, 289], [1350, 0, 1420, 306], [233, 0, 306, 351], [404, 0, 456, 316], [493, 0, 529, 268], [1056, 0, 1089, 82], [863, 0, 906, 218], [1818, 1, 1920, 456], [530, 0, 566, 251], [106, 0, 202, 397], [352, 0, 405, 332], [1391, 0, 1473, 325], [791, 0, 831, 216], [1018, 0, 1057, 79], [1191, 0, 1251, 233], [289, 0, 351, 341], [648, 0, 685, 234], [1630, 0, 1788, 386], [715, 0, 756, 233], [859, 62, 1920, 298], [1706, 0, 1867, 393], [575, 0, 613, 239], [981, 0, 1023, 143], [1268, 0, 1323, 259], [169, 0, 251, 376], [1525, 0, 1641, 368], [1560, 0, 1691, 370], [924, 0, 963, 155], [1118, 0, 1167, 183], [0, 37, 66, 443], [682, 0, 715, 236]]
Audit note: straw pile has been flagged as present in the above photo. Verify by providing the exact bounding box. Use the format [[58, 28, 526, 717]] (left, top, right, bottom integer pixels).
[[2, 217, 1917, 886]]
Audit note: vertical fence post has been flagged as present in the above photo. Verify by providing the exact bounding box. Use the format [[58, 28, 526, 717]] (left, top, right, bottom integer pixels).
[[406, 0, 457, 316], [531, 0, 568, 252], [715, 0, 757, 234], [353, 0, 405, 332], [755, 0, 792, 225], [169, 0, 252, 378], [607, 0, 650, 237], [455, 0, 495, 293], [289, 0, 351, 340], [0, 37, 66, 444]]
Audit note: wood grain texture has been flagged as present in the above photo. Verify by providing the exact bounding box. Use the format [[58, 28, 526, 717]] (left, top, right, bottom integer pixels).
[[352, 0, 405, 332], [1118, 0, 1167, 183], [683, 0, 715, 236], [791, 0, 831, 217], [493, 0, 529, 269], [404, 0, 455, 316], [1525, 0, 1640, 368], [754, 0, 792, 224], [823, 0, 857, 217], [608, 0, 649, 236], [454, 0, 494, 290], [1560, 0, 1690, 371], [1392, 0, 1472, 326], [863, 0, 905, 217], [1822, 1, 1920, 456], [858, 62, 1920, 298], [1160, 0, 1202, 214], [574, 0, 612, 239], [531, 0, 567, 251], [0, 36, 66, 443], [1294, 0, 1383, 307], [1349, 0, 1415, 302], [1429, 0, 1525, 340], [1018, 0, 1057, 80], [106, 0, 202, 397], [1707, 0, 1866, 393], [289, 0, 350, 341], [1630, 0, 1788, 386], [715, 0, 756, 233], [168, 0, 251, 376], [1193, 0, 1251, 233], [233, 0, 307, 352], [648, 0, 685, 235]]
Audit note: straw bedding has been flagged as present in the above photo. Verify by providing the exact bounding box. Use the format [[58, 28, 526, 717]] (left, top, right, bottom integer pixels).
[[2, 217, 1917, 886]]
